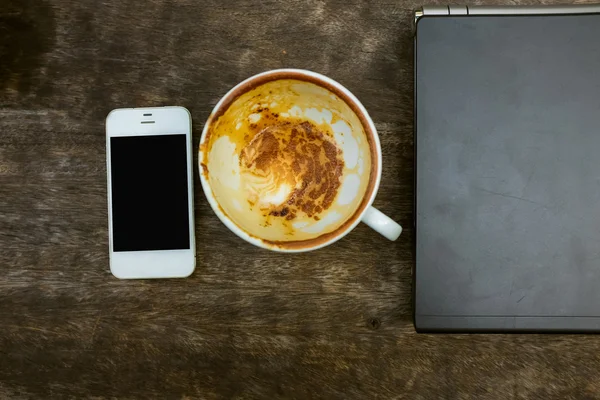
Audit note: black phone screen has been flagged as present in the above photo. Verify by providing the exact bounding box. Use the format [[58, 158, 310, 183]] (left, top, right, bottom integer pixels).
[[110, 134, 190, 252]]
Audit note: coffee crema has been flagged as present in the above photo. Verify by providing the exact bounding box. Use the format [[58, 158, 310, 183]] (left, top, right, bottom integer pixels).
[[201, 79, 372, 244], [240, 119, 344, 222]]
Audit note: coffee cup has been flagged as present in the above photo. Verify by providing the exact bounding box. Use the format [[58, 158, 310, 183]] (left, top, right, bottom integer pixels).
[[199, 69, 401, 252]]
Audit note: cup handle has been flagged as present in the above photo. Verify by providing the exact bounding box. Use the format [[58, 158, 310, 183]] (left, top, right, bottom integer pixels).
[[361, 206, 402, 241]]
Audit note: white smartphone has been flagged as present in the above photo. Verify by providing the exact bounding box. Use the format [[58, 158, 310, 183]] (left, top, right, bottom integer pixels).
[[105, 107, 195, 279]]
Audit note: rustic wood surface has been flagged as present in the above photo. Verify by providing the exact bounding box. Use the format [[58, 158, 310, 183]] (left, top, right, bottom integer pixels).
[[2, 0, 600, 398]]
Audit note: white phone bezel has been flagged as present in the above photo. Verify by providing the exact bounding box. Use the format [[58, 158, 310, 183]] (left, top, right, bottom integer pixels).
[[106, 106, 196, 279]]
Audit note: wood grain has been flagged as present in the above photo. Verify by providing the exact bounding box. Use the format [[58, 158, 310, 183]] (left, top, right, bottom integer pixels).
[[1, 0, 600, 398]]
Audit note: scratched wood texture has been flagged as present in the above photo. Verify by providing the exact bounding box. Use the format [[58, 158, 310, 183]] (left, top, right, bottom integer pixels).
[[2, 0, 600, 398]]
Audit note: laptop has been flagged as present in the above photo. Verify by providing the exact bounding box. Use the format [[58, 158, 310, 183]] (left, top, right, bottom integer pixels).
[[415, 4, 600, 332]]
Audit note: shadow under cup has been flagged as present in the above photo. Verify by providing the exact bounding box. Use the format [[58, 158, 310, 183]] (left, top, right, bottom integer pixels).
[[199, 70, 380, 251]]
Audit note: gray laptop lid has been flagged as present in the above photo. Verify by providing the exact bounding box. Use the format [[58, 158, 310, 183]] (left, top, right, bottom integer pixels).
[[415, 10, 600, 331]]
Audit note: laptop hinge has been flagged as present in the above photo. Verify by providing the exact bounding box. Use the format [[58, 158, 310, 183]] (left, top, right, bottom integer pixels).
[[417, 3, 600, 21], [468, 4, 600, 15]]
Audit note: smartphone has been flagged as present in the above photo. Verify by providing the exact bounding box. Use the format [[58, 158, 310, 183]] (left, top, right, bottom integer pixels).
[[105, 107, 195, 279]]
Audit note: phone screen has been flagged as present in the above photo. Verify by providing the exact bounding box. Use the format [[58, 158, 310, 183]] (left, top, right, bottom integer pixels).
[[110, 134, 190, 252]]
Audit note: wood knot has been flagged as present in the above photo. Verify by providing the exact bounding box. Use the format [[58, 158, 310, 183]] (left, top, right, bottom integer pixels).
[[367, 317, 381, 330]]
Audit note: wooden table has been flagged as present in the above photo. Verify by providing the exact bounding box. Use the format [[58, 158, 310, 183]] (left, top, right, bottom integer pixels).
[[2, 0, 600, 398]]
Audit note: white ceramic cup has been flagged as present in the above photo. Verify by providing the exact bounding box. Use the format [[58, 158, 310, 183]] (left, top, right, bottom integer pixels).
[[199, 69, 401, 252]]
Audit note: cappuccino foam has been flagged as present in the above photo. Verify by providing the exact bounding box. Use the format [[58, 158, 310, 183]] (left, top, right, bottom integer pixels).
[[202, 79, 372, 243]]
